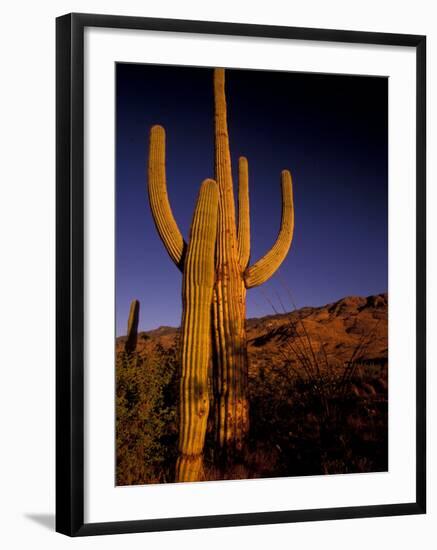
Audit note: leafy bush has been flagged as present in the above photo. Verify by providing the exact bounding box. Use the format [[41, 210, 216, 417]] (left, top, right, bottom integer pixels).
[[116, 344, 179, 485]]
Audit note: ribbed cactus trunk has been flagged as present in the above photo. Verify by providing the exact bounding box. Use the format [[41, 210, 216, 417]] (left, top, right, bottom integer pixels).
[[147, 67, 295, 481], [212, 69, 249, 460], [176, 179, 218, 482]]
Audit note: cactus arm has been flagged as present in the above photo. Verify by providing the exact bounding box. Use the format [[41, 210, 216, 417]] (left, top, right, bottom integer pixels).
[[244, 170, 294, 289], [124, 299, 139, 354], [176, 179, 219, 482], [148, 125, 187, 271], [237, 156, 250, 270]]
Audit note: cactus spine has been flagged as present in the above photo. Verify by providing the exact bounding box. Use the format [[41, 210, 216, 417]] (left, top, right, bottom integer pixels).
[[147, 68, 294, 478], [125, 299, 139, 354]]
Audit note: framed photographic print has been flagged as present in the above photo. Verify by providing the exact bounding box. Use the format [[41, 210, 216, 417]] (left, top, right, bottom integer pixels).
[[56, 13, 426, 536]]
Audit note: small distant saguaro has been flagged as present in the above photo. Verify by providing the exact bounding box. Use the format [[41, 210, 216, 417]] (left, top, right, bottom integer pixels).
[[125, 299, 140, 354], [147, 68, 295, 481]]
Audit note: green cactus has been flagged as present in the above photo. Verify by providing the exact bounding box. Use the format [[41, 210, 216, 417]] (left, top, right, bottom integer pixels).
[[125, 299, 139, 354], [148, 68, 294, 477]]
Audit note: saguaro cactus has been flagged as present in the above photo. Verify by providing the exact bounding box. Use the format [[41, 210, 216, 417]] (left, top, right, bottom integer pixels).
[[125, 299, 140, 354], [211, 69, 294, 460], [148, 68, 294, 476]]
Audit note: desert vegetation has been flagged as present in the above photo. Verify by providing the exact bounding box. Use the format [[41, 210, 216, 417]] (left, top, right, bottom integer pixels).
[[116, 294, 388, 484]]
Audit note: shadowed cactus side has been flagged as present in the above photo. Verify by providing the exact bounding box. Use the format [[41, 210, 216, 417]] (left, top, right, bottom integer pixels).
[[148, 68, 294, 478], [211, 69, 294, 460], [125, 299, 140, 354]]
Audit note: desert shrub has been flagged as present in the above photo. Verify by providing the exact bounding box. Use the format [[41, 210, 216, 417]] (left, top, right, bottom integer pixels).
[[247, 292, 388, 479], [247, 351, 388, 478], [116, 344, 179, 485]]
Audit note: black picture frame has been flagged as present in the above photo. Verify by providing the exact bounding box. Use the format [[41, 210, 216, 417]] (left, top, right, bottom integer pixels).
[[56, 12, 426, 537]]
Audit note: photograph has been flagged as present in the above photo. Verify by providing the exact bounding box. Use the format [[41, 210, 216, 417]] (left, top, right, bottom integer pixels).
[[115, 63, 389, 486]]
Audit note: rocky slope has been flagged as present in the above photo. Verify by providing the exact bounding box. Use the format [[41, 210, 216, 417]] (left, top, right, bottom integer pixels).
[[117, 293, 388, 372]]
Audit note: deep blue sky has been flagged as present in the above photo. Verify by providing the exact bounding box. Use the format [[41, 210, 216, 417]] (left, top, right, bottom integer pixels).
[[116, 63, 388, 335]]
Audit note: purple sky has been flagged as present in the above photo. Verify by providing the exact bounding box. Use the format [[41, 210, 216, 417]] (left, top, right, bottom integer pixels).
[[116, 64, 388, 336]]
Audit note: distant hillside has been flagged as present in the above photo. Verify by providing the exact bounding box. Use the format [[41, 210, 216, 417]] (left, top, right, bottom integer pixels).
[[116, 293, 388, 370]]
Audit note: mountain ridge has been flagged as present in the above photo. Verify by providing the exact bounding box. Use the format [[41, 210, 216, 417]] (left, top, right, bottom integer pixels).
[[117, 292, 388, 368]]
